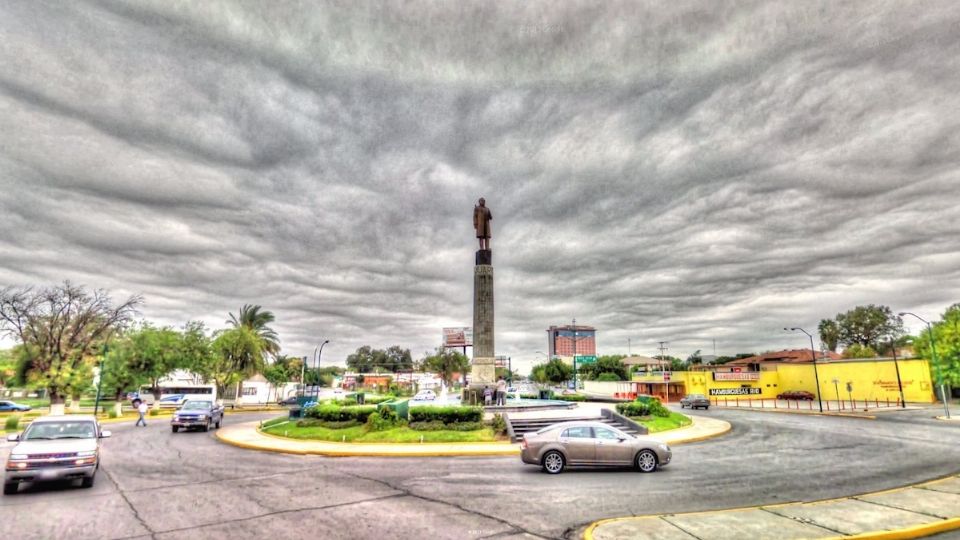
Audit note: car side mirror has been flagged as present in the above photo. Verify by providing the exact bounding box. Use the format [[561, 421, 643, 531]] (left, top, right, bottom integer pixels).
[[617, 437, 627, 442], [100, 430, 112, 438], [6, 433, 19, 442]]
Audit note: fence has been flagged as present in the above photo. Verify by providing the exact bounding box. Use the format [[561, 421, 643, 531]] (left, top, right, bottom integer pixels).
[[713, 396, 903, 411]]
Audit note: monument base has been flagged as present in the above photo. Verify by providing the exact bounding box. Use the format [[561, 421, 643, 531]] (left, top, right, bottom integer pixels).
[[462, 357, 497, 406]]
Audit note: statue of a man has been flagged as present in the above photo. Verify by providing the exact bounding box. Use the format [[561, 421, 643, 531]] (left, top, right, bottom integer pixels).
[[474, 197, 492, 250]]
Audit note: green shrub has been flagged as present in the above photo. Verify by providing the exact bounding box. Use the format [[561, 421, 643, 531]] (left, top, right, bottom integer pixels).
[[5, 415, 20, 431], [148, 409, 159, 417], [365, 407, 400, 432], [647, 398, 670, 418], [449, 421, 483, 431], [305, 403, 377, 423], [597, 372, 622, 382], [616, 402, 650, 417], [296, 418, 361, 429], [408, 406, 482, 424], [555, 394, 587, 402], [490, 413, 507, 435], [107, 409, 119, 419], [333, 398, 358, 406], [520, 393, 539, 400], [409, 420, 447, 431]]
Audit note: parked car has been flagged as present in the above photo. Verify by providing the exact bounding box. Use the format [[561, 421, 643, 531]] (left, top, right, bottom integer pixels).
[[520, 421, 672, 474], [277, 396, 299, 406], [413, 389, 437, 401], [171, 400, 224, 432], [777, 390, 815, 401], [0, 401, 31, 412], [679, 394, 710, 410], [4, 415, 110, 495]]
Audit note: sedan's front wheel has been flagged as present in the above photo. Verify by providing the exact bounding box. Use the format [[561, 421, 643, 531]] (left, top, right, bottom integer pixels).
[[635, 450, 658, 473], [542, 451, 565, 474]]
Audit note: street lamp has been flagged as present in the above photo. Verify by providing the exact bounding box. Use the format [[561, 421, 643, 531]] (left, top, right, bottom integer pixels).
[[899, 312, 950, 419], [315, 340, 330, 402], [784, 327, 824, 413], [887, 335, 906, 409]]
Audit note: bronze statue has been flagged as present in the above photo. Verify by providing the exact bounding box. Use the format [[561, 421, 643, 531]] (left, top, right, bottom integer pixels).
[[474, 197, 492, 250]]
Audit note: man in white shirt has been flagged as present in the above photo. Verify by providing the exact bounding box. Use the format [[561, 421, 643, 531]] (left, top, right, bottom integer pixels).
[[135, 400, 148, 427]]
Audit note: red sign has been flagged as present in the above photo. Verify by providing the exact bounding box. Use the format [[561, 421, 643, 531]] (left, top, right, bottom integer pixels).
[[732, 367, 742, 373], [663, 372, 671, 381]]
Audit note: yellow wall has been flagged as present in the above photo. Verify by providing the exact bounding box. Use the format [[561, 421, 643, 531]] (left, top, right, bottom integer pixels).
[[656, 358, 935, 404]]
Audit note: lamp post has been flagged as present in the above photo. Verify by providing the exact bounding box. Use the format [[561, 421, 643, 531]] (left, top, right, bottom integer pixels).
[[899, 312, 950, 419], [315, 340, 330, 402], [888, 336, 906, 409], [784, 327, 823, 413], [93, 344, 107, 416], [300, 356, 307, 399], [572, 319, 578, 392]]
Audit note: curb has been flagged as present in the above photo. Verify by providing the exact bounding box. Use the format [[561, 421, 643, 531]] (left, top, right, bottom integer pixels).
[[215, 414, 733, 457], [216, 428, 521, 457], [715, 406, 878, 420], [583, 473, 960, 540]]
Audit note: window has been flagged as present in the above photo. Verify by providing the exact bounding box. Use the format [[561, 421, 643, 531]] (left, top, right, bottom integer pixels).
[[593, 427, 622, 440], [242, 387, 258, 396], [561, 427, 591, 439]]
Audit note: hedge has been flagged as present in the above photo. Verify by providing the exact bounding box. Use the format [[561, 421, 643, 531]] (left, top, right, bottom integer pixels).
[[554, 394, 587, 402], [409, 420, 483, 432], [616, 398, 670, 418], [305, 403, 377, 423], [408, 406, 482, 424]]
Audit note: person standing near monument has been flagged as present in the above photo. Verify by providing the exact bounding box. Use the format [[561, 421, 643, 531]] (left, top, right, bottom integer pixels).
[[496, 376, 507, 406], [474, 197, 492, 250]]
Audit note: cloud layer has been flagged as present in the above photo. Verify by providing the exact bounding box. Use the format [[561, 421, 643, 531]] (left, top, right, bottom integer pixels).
[[1, 1, 959, 373]]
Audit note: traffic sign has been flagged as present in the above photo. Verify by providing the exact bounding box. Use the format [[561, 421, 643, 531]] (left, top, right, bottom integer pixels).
[[574, 355, 597, 364]]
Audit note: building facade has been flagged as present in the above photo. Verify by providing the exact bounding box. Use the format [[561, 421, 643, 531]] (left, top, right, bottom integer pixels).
[[546, 324, 596, 361]]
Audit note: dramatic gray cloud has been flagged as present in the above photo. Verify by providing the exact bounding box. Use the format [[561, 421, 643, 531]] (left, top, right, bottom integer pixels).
[[1, 1, 959, 373]]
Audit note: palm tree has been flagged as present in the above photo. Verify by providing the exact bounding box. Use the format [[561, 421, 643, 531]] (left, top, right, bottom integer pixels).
[[227, 304, 280, 359]]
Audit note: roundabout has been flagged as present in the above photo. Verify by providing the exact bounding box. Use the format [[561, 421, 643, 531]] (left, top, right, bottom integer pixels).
[[1, 406, 958, 540]]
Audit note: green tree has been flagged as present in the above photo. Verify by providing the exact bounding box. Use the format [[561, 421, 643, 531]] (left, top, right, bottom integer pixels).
[[818, 319, 840, 352], [686, 350, 702, 365], [0, 348, 16, 388], [420, 348, 470, 387], [912, 303, 960, 387], [834, 305, 903, 349], [346, 346, 376, 373], [211, 326, 264, 404], [579, 355, 627, 381], [384, 346, 413, 373], [495, 367, 520, 382], [0, 283, 140, 407], [178, 321, 213, 377], [842, 344, 878, 359], [125, 324, 183, 408], [100, 337, 148, 403], [530, 358, 572, 386], [227, 304, 280, 359], [263, 362, 290, 403]]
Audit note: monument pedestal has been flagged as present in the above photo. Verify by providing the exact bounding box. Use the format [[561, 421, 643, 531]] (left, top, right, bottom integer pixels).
[[465, 249, 496, 403]]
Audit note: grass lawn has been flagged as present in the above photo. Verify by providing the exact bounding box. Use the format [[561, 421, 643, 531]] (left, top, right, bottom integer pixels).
[[262, 422, 498, 443], [632, 412, 692, 433]]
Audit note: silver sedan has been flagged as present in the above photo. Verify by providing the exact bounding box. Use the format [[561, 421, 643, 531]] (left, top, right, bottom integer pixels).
[[520, 421, 672, 474]]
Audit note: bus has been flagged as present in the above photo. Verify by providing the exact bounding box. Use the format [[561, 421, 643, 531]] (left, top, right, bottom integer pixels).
[[137, 384, 217, 407]]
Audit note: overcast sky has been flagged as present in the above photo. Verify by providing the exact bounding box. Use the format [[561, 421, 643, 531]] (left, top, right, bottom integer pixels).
[[1, 1, 959, 374]]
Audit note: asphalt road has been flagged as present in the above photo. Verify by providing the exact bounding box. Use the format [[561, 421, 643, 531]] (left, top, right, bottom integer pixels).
[[1, 407, 959, 540]]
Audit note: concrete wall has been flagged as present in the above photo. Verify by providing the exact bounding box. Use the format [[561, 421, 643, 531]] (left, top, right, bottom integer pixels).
[[778, 359, 934, 403]]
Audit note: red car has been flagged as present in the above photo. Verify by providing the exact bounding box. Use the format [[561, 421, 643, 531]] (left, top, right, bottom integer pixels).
[[776, 390, 815, 400]]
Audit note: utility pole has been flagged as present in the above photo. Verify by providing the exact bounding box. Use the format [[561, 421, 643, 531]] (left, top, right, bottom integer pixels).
[[658, 341, 669, 402], [628, 338, 631, 356], [572, 318, 577, 391]]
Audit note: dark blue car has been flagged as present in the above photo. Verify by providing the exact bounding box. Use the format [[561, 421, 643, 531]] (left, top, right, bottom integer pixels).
[[0, 400, 31, 412]]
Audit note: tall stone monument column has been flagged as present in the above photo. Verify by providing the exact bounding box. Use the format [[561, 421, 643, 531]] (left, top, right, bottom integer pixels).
[[466, 197, 496, 403], [471, 249, 496, 389]]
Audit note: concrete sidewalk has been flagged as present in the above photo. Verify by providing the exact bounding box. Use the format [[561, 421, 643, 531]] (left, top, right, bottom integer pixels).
[[586, 475, 960, 540], [215, 414, 731, 457]]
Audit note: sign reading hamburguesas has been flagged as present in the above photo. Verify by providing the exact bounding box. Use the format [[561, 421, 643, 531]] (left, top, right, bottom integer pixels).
[[709, 387, 762, 396]]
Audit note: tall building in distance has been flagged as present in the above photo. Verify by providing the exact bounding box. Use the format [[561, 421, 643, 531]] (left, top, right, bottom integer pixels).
[[546, 324, 597, 361]]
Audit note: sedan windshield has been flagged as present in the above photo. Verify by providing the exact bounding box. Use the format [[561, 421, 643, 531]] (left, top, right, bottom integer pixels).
[[23, 421, 97, 440], [182, 401, 212, 410]]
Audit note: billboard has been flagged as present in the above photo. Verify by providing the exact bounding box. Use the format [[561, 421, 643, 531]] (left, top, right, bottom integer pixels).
[[443, 327, 473, 348]]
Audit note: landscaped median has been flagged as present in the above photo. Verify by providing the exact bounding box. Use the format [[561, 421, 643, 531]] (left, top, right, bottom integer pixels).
[[584, 474, 960, 540], [216, 408, 731, 457]]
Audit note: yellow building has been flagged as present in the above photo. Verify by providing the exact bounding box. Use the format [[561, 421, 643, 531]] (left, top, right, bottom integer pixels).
[[621, 357, 936, 404]]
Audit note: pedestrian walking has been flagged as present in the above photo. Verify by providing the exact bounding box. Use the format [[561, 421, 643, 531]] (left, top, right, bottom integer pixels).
[[496, 377, 507, 406], [135, 399, 148, 427], [483, 385, 493, 406]]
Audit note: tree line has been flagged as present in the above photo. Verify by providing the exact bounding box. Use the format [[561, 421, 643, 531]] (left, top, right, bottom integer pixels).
[[0, 283, 293, 406]]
